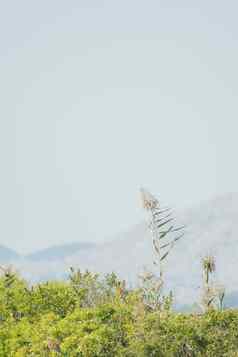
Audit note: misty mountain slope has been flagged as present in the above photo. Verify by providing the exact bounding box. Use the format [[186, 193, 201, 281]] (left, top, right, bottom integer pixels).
[[66, 193, 238, 303], [26, 242, 96, 261], [0, 245, 19, 263]]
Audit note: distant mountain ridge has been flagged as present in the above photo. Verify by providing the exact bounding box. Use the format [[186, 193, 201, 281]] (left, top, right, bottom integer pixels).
[[0, 242, 96, 264], [26, 242, 96, 261], [0, 245, 19, 263]]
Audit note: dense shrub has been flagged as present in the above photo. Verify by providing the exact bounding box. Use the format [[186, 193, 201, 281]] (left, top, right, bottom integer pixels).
[[0, 270, 238, 356]]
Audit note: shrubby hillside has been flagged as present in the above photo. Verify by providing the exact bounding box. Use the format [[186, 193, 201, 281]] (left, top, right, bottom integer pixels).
[[0, 268, 238, 356]]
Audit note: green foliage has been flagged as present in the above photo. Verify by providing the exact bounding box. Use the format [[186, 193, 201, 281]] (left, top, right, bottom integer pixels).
[[0, 269, 238, 356]]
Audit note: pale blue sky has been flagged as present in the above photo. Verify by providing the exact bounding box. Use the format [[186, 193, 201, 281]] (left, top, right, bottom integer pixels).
[[1, 0, 238, 253]]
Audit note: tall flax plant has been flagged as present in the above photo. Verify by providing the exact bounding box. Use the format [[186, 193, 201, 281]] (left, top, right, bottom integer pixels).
[[201, 255, 225, 312], [140, 189, 184, 309], [201, 255, 216, 311]]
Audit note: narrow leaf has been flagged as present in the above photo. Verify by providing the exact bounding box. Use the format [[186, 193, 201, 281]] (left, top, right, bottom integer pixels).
[[160, 250, 170, 261], [172, 225, 186, 232], [157, 218, 174, 229], [159, 225, 174, 238], [173, 233, 185, 242], [160, 242, 171, 249]]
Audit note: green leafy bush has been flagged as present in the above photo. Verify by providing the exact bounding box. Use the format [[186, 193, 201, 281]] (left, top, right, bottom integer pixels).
[[0, 269, 238, 356]]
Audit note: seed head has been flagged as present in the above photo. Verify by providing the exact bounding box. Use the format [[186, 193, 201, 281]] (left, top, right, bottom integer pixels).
[[202, 255, 216, 274], [140, 188, 159, 210]]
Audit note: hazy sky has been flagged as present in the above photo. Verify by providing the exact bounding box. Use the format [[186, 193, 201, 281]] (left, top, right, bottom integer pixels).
[[1, 0, 238, 253]]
